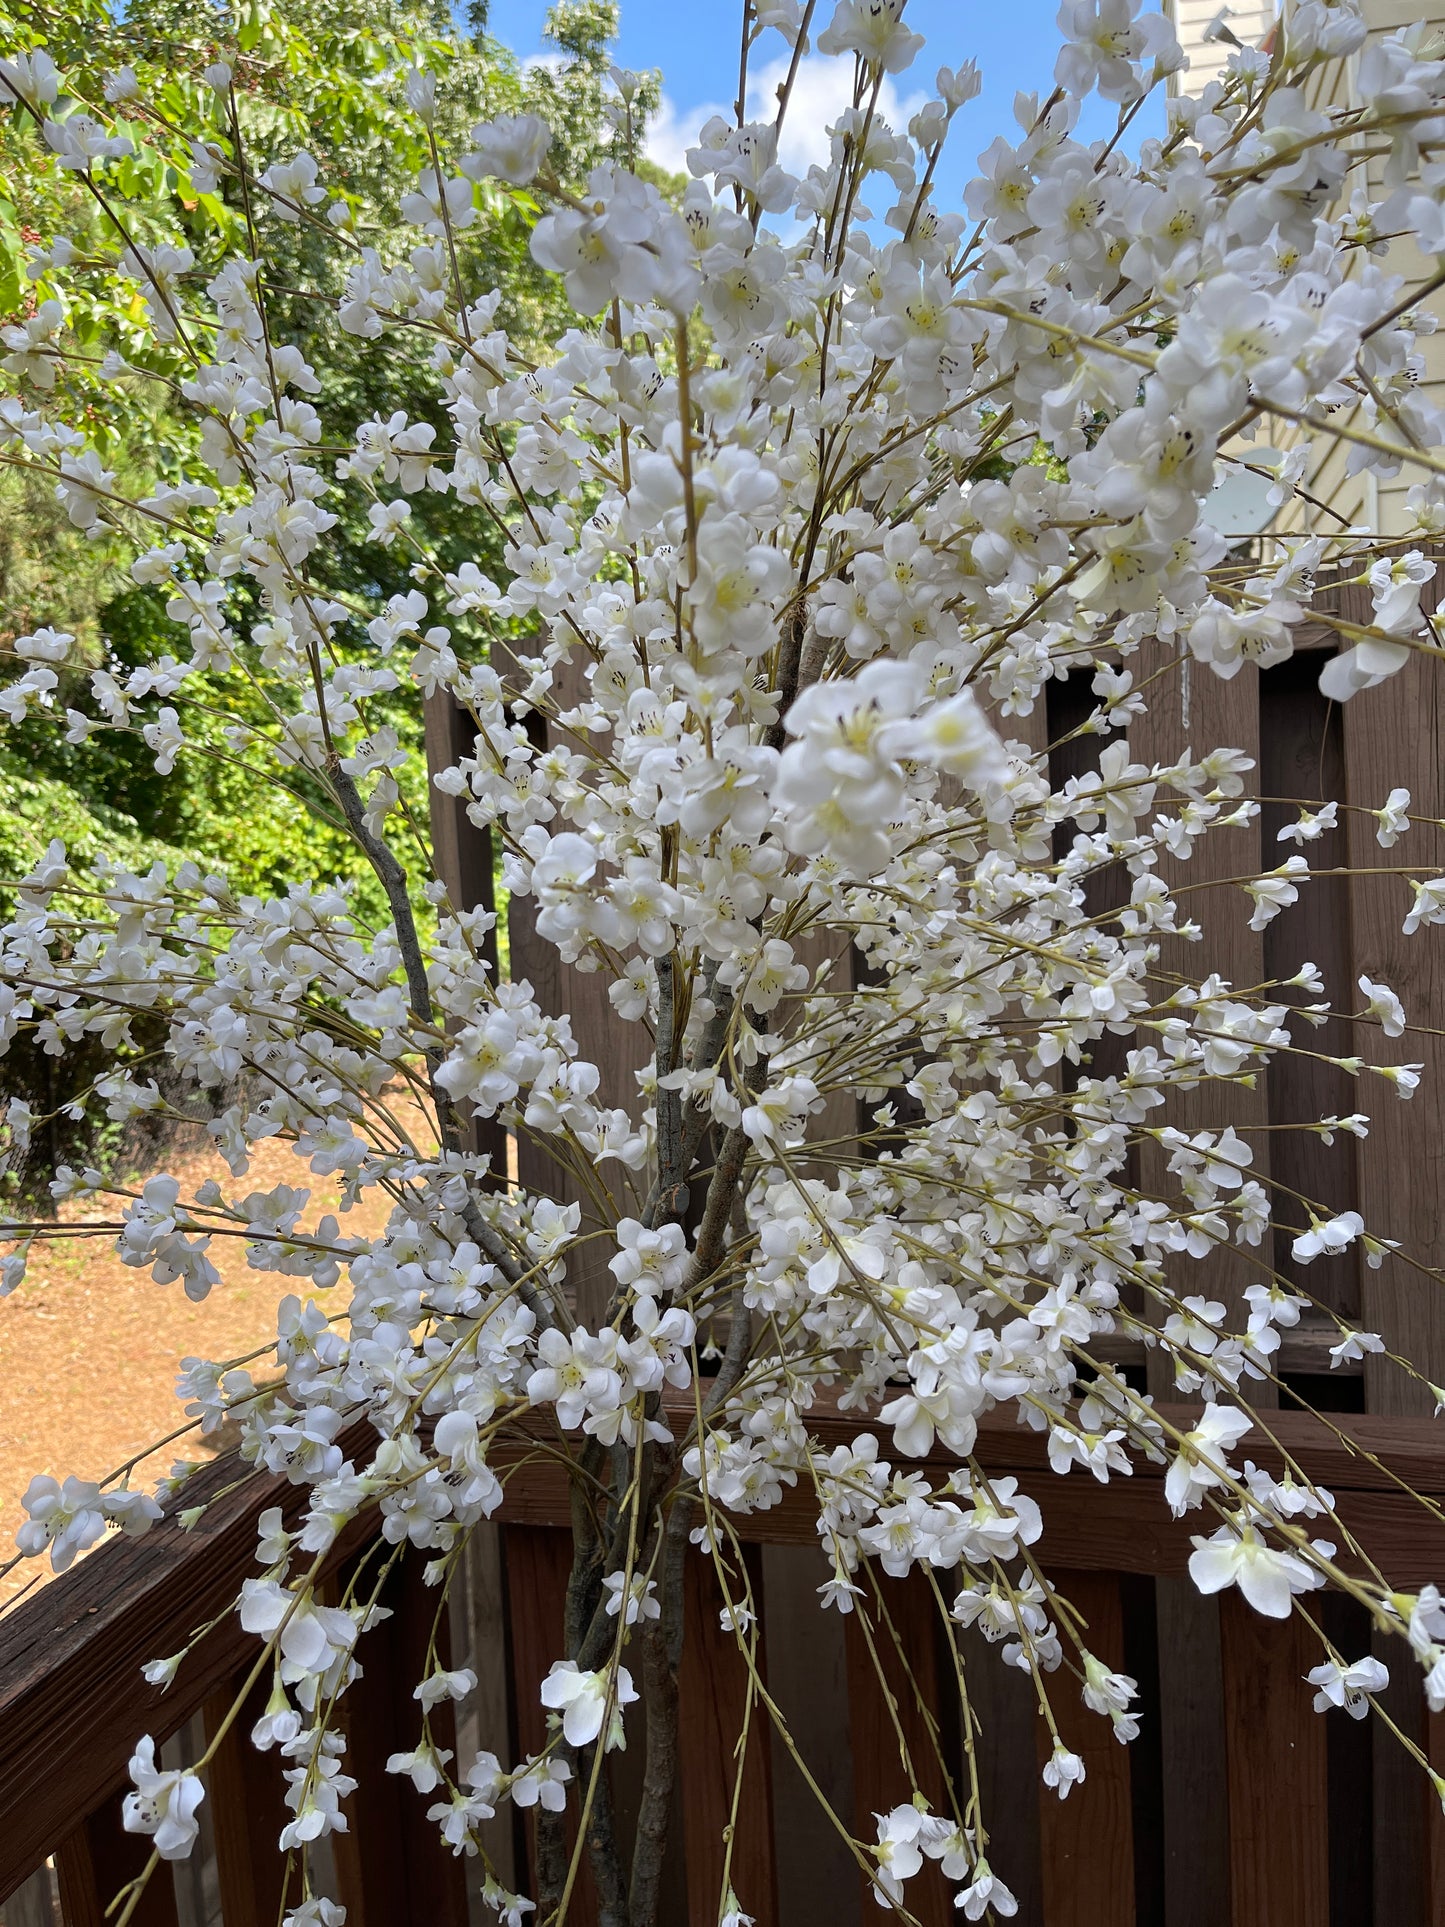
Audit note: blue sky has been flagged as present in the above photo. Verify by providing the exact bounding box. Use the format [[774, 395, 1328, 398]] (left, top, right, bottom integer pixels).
[[484, 1, 1165, 208]]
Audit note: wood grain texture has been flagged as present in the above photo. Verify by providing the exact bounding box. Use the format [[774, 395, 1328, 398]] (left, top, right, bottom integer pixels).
[[1428, 1706, 1445, 1924], [331, 1549, 470, 1927], [1344, 638, 1445, 1409], [1130, 649, 1274, 1400], [844, 1569, 951, 1926], [0, 1426, 375, 1901], [1259, 657, 1361, 1325], [503, 1524, 598, 1927], [1220, 1596, 1327, 1927], [759, 1543, 860, 1927], [202, 1672, 290, 1927], [10, 1397, 1445, 1914], [1154, 1578, 1230, 1927], [423, 689, 499, 931], [450, 1522, 518, 1890], [1370, 1616, 1429, 1927], [956, 1622, 1043, 1927], [486, 1395, 1445, 1579], [1037, 1572, 1135, 1927], [679, 1545, 776, 1925]]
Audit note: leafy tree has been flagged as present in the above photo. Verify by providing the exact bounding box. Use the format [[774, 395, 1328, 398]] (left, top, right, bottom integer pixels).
[[0, 0, 639, 905], [0, 0, 634, 1184]]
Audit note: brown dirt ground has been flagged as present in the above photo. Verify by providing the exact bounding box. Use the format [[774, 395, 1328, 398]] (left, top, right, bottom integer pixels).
[[0, 1095, 434, 1606]]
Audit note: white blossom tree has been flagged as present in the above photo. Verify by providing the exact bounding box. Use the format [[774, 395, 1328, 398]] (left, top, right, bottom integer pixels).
[[8, 0, 1445, 1919]]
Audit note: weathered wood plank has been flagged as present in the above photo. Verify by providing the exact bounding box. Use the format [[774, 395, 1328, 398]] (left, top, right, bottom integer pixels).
[[423, 688, 499, 932], [1037, 1572, 1134, 1927], [679, 1545, 776, 1925], [759, 1543, 859, 1927], [1427, 1706, 1445, 1922], [956, 1622, 1043, 1927], [1344, 638, 1445, 1409], [1154, 1578, 1230, 1927], [1369, 1619, 1429, 1927], [202, 1672, 289, 1927], [331, 1549, 470, 1927], [844, 1568, 951, 1925], [449, 1522, 518, 1892], [1337, 573, 1445, 1920], [1130, 650, 1274, 1400], [0, 1426, 375, 1901], [6, 1399, 1445, 1912], [500, 644, 650, 1323], [1259, 655, 1360, 1326], [503, 1524, 598, 1927], [1127, 644, 1260, 1927], [1220, 1597, 1327, 1927], [488, 1398, 1445, 1580]]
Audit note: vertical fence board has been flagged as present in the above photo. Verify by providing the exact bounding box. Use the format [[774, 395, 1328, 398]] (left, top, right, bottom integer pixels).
[[1344, 641, 1445, 1407], [679, 1546, 777, 1926], [759, 1544, 859, 1927], [53, 1832, 104, 1927], [1259, 657, 1362, 1328], [1131, 662, 1267, 1926], [331, 1552, 470, 1927], [1154, 1578, 1230, 1927], [1342, 585, 1445, 1927], [1220, 1597, 1327, 1927], [1130, 654, 1273, 1398], [450, 1522, 518, 1892], [504, 1525, 598, 1927], [202, 1672, 289, 1927], [1428, 1708, 1445, 1923], [957, 1624, 1044, 1927], [1368, 1620, 1428, 1927], [845, 1570, 951, 1926], [423, 689, 498, 927], [1037, 1573, 1135, 1927]]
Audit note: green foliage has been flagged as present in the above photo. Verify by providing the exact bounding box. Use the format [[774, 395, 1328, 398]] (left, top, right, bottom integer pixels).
[[0, 0, 628, 907]]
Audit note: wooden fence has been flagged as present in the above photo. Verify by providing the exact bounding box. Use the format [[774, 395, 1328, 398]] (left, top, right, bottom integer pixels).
[[4, 1396, 1445, 1927], [7, 580, 1445, 1925]]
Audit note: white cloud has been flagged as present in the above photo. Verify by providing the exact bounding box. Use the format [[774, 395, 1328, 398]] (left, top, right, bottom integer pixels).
[[645, 51, 928, 183], [646, 89, 729, 177]]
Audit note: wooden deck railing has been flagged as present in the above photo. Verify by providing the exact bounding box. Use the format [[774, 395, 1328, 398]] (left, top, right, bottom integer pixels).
[[4, 1395, 1445, 1927]]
